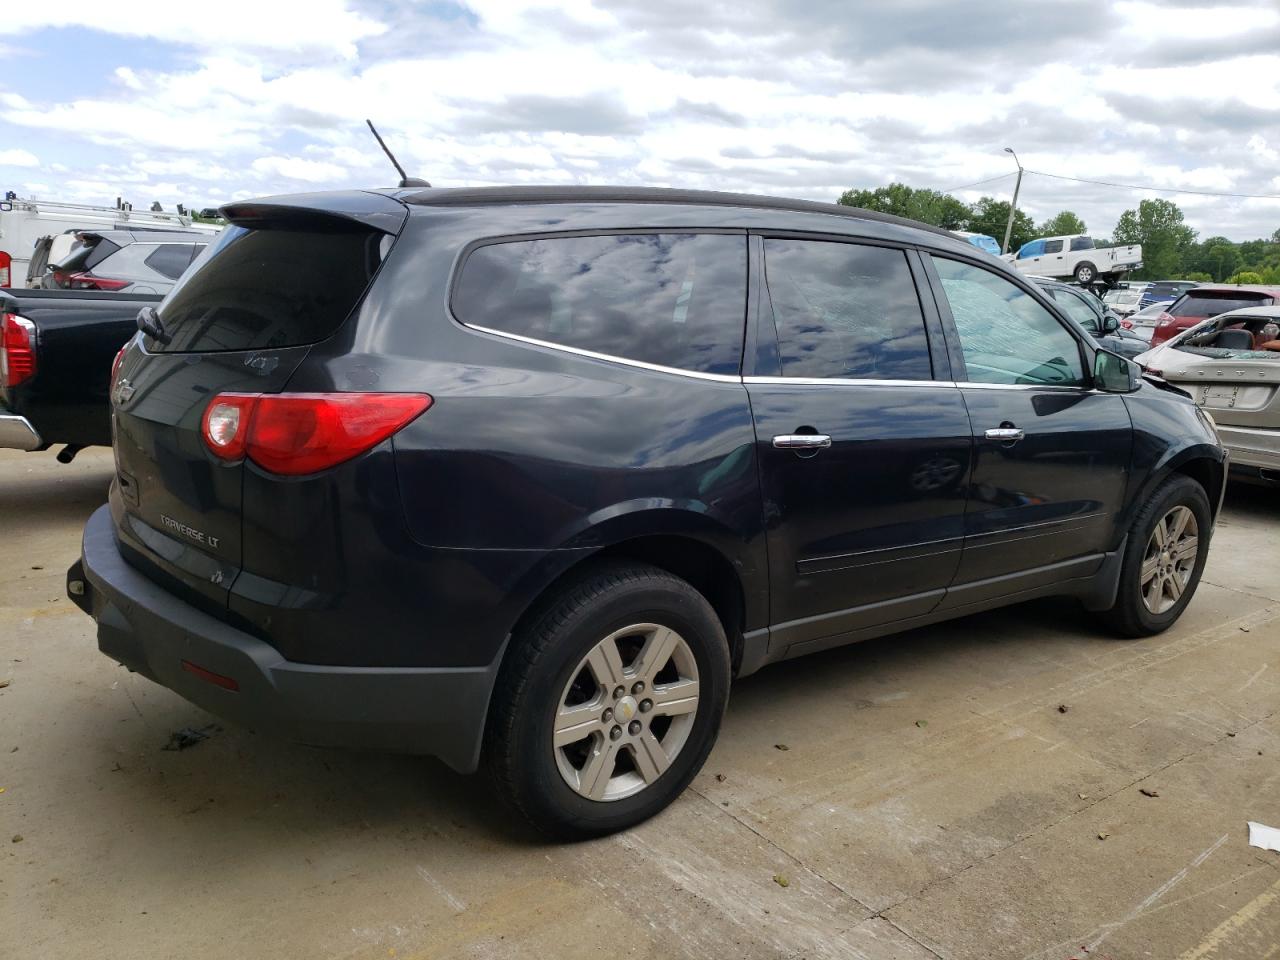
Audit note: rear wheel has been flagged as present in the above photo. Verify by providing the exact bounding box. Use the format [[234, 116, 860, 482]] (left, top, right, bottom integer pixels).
[[1100, 475, 1211, 637], [486, 563, 731, 838]]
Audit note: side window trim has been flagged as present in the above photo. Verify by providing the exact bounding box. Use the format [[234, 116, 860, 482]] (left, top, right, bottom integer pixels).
[[923, 252, 1095, 390], [462, 323, 746, 383], [905, 248, 954, 382], [743, 234, 781, 378]]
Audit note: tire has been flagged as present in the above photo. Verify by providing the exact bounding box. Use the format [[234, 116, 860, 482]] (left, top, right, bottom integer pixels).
[[1074, 261, 1097, 284], [1100, 475, 1212, 638], [486, 562, 731, 838]]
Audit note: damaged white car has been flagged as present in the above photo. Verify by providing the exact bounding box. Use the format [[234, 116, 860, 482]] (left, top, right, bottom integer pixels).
[[1137, 306, 1280, 486]]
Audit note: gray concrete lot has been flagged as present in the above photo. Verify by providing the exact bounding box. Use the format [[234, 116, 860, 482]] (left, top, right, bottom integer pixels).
[[2, 447, 1278, 959]]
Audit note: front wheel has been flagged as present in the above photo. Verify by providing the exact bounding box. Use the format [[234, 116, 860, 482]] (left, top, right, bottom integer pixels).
[[1100, 475, 1212, 637], [1074, 261, 1097, 284], [486, 563, 731, 838]]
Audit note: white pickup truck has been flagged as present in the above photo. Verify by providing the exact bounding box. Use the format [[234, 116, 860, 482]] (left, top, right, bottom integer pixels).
[[1003, 234, 1143, 285]]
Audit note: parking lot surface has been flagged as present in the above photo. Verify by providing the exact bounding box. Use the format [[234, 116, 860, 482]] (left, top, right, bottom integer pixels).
[[3, 447, 1278, 959]]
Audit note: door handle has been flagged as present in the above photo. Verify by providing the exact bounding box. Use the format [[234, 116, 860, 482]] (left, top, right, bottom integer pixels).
[[984, 427, 1025, 442], [773, 434, 832, 450]]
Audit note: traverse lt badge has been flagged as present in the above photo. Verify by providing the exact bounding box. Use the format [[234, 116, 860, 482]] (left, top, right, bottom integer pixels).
[[161, 514, 220, 549]]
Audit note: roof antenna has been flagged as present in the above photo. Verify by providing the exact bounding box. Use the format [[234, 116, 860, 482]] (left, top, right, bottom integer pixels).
[[365, 119, 430, 188]]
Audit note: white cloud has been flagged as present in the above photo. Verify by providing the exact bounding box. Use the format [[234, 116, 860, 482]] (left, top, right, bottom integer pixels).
[[0, 148, 39, 167], [0, 0, 385, 59], [0, 0, 1278, 237], [251, 156, 347, 183]]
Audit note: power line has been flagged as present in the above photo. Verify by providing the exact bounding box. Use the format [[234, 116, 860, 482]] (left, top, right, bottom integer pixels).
[[1024, 169, 1280, 201], [942, 172, 1016, 192]]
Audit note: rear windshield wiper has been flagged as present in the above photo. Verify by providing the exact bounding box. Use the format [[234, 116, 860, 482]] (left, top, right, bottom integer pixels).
[[136, 306, 171, 345]]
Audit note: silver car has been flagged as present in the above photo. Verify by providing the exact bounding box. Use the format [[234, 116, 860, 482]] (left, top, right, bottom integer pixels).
[[1136, 305, 1280, 485], [48, 229, 211, 294]]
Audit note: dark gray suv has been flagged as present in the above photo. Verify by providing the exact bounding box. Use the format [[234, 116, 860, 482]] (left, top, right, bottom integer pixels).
[[69, 186, 1226, 837]]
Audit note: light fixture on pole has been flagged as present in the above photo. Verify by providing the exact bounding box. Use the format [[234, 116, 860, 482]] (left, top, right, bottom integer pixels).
[[1001, 147, 1024, 255]]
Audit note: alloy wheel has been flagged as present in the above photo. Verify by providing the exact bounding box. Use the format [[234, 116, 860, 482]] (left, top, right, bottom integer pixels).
[[553, 623, 700, 802], [1140, 505, 1199, 615]]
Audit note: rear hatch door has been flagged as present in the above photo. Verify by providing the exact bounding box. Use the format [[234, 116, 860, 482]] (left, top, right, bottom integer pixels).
[[110, 193, 406, 613]]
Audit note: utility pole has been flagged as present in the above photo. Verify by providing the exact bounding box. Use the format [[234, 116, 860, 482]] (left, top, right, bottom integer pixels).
[[1001, 147, 1024, 255]]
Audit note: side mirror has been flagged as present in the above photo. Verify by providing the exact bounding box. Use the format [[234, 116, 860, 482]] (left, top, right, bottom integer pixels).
[[1102, 312, 1120, 334], [1094, 349, 1140, 393]]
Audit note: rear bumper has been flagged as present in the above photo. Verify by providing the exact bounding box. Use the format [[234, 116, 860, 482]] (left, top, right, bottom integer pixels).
[[1217, 424, 1280, 472], [67, 505, 501, 772], [0, 411, 42, 450]]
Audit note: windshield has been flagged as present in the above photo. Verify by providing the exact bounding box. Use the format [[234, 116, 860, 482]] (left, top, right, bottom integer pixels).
[[1168, 292, 1275, 318]]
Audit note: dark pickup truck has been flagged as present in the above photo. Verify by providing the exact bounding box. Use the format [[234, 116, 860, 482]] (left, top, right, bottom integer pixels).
[[1, 288, 159, 460]]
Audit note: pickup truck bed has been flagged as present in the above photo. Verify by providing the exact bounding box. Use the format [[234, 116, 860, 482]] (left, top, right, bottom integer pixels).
[[1, 289, 160, 455]]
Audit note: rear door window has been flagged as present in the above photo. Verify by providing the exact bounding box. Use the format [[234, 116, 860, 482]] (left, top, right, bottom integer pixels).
[[150, 224, 387, 353], [763, 239, 933, 380], [1070, 237, 1094, 251], [1169, 292, 1276, 318], [1042, 240, 1064, 254], [453, 233, 747, 375]]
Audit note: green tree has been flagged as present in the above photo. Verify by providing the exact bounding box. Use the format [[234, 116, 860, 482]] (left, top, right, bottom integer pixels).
[[1038, 210, 1087, 236], [1181, 272, 1213, 283], [968, 196, 1036, 253], [1227, 271, 1264, 285], [837, 183, 970, 230], [1205, 243, 1242, 282], [1113, 199, 1197, 279]]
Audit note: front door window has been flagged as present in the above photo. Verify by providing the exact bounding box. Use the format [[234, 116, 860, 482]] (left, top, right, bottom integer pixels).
[[930, 257, 1086, 386]]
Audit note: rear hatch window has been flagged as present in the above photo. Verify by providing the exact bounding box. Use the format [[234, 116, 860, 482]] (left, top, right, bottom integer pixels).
[[54, 234, 118, 272], [147, 223, 387, 353], [1169, 292, 1275, 318]]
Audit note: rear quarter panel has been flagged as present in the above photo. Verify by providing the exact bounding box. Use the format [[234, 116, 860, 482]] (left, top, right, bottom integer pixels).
[[273, 206, 770, 665]]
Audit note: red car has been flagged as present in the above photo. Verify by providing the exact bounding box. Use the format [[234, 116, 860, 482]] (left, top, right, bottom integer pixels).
[[1150, 285, 1280, 346]]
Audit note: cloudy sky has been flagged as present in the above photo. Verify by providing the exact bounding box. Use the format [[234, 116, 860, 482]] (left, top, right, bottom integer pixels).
[[1, 0, 1278, 240]]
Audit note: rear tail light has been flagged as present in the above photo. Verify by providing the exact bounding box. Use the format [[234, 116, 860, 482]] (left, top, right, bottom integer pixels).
[[110, 344, 127, 389], [73, 272, 130, 291], [0, 250, 10, 287], [1149, 313, 1177, 345], [202, 392, 432, 475], [55, 270, 130, 291], [1, 313, 37, 388]]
